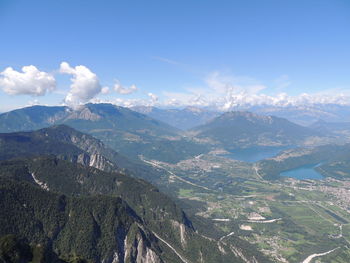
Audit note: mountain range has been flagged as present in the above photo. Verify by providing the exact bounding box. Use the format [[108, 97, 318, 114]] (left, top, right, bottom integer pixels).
[[132, 104, 350, 128], [0, 104, 209, 163], [189, 111, 321, 149], [0, 124, 270, 263], [2, 102, 349, 262], [131, 106, 220, 130], [251, 104, 350, 125], [1, 103, 336, 161], [310, 120, 350, 136]]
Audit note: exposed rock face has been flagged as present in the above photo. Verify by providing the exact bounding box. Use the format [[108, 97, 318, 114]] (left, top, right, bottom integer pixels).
[[89, 153, 115, 171], [47, 110, 70, 124], [106, 224, 162, 263], [77, 152, 91, 166], [134, 236, 162, 263], [31, 172, 50, 191], [65, 106, 102, 121], [107, 223, 163, 263], [69, 132, 107, 154], [71, 137, 119, 172], [229, 245, 259, 263], [171, 220, 187, 248], [37, 127, 121, 173]]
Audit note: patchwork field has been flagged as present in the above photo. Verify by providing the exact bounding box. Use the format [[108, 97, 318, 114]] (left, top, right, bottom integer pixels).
[[144, 153, 350, 262]]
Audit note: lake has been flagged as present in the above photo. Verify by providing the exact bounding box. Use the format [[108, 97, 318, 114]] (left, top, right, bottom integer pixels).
[[280, 164, 324, 180], [222, 146, 291, 163]]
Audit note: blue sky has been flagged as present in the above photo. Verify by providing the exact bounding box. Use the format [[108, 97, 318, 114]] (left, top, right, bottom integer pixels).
[[0, 0, 349, 111]]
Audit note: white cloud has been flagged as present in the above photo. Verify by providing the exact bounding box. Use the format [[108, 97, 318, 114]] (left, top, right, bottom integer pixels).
[[91, 94, 159, 108], [60, 62, 101, 106], [162, 91, 211, 108], [4, 64, 347, 111], [114, 81, 138, 95], [163, 91, 192, 105], [0, 65, 56, 96], [206, 71, 267, 95], [205, 72, 350, 110], [205, 72, 268, 110], [163, 98, 183, 107], [160, 71, 350, 111], [27, 99, 40, 106], [101, 86, 110, 94], [115, 98, 144, 108], [161, 72, 269, 110], [148, 92, 158, 106]]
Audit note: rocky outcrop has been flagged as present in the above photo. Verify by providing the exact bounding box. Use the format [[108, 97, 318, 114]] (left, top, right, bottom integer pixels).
[[104, 224, 163, 263], [65, 106, 101, 121], [171, 220, 188, 248]]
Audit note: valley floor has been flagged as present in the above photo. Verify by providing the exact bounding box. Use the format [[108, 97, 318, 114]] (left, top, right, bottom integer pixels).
[[142, 153, 350, 263]]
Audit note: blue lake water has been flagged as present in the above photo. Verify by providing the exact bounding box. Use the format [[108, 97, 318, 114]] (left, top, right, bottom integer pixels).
[[222, 146, 291, 163], [280, 164, 324, 180]]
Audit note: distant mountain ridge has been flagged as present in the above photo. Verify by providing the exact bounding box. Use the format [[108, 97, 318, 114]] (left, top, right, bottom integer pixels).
[[131, 106, 220, 130], [0, 103, 178, 135], [0, 105, 68, 132], [190, 111, 321, 149], [245, 104, 350, 126], [133, 104, 350, 127], [0, 105, 331, 163], [310, 120, 350, 135], [0, 104, 210, 163]]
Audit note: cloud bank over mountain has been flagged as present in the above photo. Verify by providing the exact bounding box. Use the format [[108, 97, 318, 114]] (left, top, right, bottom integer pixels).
[[145, 72, 350, 111], [1, 64, 349, 111], [60, 62, 102, 106], [114, 81, 138, 95]]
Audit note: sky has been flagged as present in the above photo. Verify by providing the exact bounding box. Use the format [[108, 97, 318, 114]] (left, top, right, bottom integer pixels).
[[0, 0, 349, 112]]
